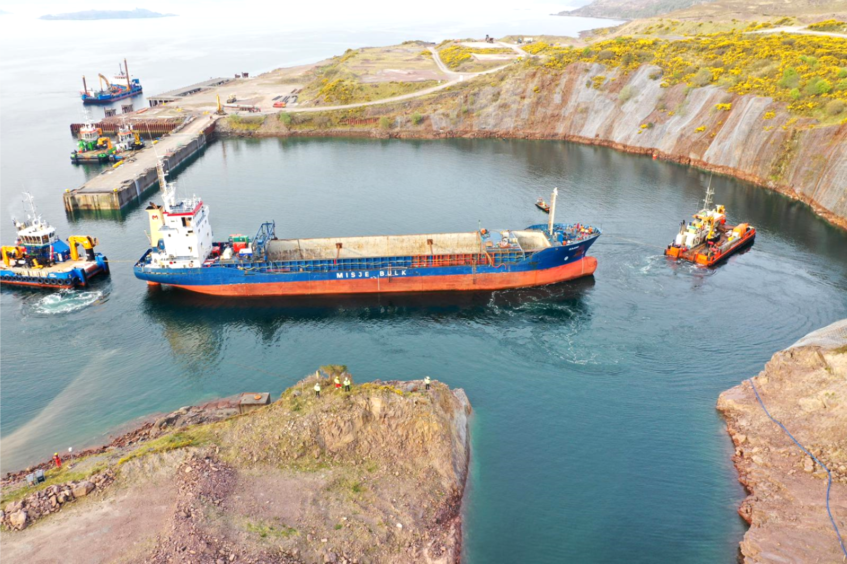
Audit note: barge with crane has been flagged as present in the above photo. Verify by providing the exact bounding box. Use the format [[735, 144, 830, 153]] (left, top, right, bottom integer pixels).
[[134, 167, 601, 297], [1, 195, 109, 289], [664, 182, 755, 266], [80, 59, 142, 104]]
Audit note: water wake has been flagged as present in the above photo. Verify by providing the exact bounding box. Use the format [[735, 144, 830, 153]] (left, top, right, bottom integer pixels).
[[33, 290, 103, 315]]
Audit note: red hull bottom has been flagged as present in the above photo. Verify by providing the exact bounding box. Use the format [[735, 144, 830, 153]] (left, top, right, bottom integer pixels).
[[169, 257, 598, 297]]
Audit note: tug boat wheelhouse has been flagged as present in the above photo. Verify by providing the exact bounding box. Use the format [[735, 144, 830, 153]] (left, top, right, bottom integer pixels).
[[134, 174, 601, 297]]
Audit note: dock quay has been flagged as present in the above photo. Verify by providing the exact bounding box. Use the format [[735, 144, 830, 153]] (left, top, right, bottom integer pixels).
[[63, 114, 220, 212], [147, 78, 232, 107]]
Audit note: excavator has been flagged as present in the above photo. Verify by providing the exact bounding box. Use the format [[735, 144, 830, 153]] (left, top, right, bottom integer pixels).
[[68, 236, 98, 261], [98, 73, 114, 93]]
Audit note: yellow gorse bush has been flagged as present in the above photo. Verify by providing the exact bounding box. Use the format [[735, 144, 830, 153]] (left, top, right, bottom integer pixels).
[[439, 45, 513, 70], [524, 32, 847, 115]]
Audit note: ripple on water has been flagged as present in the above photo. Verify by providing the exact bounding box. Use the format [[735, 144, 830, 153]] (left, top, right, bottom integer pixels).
[[31, 290, 105, 316]]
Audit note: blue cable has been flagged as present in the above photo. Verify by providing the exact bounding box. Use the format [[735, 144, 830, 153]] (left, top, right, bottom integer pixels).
[[749, 378, 847, 559]]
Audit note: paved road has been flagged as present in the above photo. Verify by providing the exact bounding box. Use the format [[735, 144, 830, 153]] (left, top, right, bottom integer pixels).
[[748, 25, 847, 38]]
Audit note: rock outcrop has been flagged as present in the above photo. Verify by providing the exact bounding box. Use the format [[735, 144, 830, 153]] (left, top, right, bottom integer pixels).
[[717, 320, 847, 563], [1, 470, 115, 531], [1, 370, 472, 564]]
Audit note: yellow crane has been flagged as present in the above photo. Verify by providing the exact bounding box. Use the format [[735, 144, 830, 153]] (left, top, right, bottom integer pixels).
[[98, 73, 112, 91], [1, 246, 23, 266], [68, 236, 98, 261]]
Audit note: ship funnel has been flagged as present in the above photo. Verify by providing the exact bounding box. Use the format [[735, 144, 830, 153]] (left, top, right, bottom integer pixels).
[[146, 202, 165, 247]]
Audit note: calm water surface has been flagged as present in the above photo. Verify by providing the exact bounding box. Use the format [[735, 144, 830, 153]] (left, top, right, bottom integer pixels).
[[2, 10, 847, 564]]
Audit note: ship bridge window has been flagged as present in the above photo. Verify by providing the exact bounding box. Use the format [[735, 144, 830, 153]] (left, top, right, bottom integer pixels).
[[182, 217, 192, 227]]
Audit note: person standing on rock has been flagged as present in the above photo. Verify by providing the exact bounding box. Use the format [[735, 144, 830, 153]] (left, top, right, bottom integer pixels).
[[53, 452, 62, 468], [334, 375, 341, 390], [424, 376, 431, 391], [314, 382, 321, 398], [343, 375, 351, 392]]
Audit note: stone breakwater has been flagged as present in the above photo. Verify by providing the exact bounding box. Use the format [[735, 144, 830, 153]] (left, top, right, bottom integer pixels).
[[220, 61, 847, 230], [717, 320, 847, 563]]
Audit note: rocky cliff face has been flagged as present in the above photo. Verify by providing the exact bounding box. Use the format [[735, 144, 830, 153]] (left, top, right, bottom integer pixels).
[[1, 371, 472, 564], [426, 63, 847, 229], [717, 320, 847, 563], [223, 61, 847, 230]]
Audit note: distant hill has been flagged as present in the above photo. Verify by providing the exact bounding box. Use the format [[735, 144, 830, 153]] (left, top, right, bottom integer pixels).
[[40, 8, 174, 21], [559, 0, 715, 20], [560, 0, 847, 20]]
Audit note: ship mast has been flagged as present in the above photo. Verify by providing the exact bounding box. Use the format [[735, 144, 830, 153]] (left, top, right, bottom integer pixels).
[[156, 160, 176, 212], [124, 58, 131, 90], [702, 175, 714, 211], [547, 187, 558, 235]]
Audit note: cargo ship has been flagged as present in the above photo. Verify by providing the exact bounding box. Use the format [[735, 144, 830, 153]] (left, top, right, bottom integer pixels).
[[133, 168, 600, 297], [80, 59, 142, 105], [1, 195, 109, 289], [664, 182, 755, 266]]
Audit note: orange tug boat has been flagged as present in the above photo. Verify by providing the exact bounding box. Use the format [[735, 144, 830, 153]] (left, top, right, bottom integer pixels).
[[665, 184, 755, 266]]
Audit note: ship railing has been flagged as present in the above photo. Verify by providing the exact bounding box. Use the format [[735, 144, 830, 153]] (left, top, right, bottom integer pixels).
[[239, 251, 535, 274]]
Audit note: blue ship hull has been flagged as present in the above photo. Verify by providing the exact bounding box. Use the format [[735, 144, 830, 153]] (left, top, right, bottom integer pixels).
[[81, 83, 143, 105], [135, 224, 600, 297], [1, 255, 110, 289]]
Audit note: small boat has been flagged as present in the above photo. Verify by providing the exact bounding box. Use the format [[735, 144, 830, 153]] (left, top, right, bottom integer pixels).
[[1, 195, 109, 289], [664, 182, 755, 266], [535, 198, 550, 213]]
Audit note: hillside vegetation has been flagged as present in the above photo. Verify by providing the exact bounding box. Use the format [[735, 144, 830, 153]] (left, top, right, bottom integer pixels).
[[525, 30, 847, 119]]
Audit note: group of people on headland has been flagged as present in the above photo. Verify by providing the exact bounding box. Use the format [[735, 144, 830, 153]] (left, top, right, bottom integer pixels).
[[313, 374, 431, 397]]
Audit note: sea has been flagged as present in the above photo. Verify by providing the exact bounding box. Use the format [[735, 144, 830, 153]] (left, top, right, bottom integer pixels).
[[2, 4, 847, 562]]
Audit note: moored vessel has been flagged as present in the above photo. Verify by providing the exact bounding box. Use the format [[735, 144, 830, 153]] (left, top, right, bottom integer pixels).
[[80, 59, 142, 105], [134, 172, 600, 297], [664, 182, 755, 266], [1, 195, 109, 289]]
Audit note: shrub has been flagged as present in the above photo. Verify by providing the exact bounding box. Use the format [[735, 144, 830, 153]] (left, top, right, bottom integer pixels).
[[804, 77, 832, 96], [778, 68, 799, 89], [618, 85, 637, 103], [278, 112, 292, 126], [789, 88, 801, 100], [763, 111, 776, 120], [715, 103, 732, 111], [411, 112, 423, 125], [597, 49, 615, 61], [694, 126, 706, 132], [826, 99, 846, 115], [379, 116, 392, 129], [692, 67, 712, 87]]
